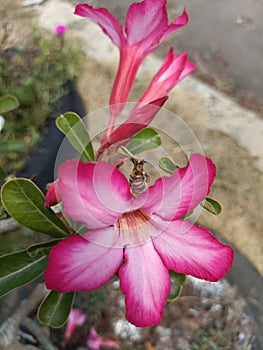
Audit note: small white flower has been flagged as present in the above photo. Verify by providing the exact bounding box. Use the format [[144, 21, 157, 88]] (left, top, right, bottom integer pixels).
[[0, 115, 5, 132]]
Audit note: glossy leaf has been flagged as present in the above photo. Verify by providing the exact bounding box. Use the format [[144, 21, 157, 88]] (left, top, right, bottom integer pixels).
[[38, 290, 75, 328], [125, 127, 161, 155], [158, 157, 178, 174], [168, 271, 186, 301], [118, 146, 134, 159], [1, 178, 69, 237], [0, 95, 19, 114], [0, 249, 48, 297], [201, 197, 222, 215], [27, 239, 62, 257], [56, 112, 94, 162], [0, 140, 26, 153]]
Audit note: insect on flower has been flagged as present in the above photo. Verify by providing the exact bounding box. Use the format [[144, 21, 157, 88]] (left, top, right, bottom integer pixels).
[[129, 158, 150, 197]]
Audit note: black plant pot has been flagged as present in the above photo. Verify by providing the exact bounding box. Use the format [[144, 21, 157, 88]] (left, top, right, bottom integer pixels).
[[17, 80, 86, 192]]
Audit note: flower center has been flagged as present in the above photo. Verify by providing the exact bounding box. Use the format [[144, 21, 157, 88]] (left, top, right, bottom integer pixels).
[[117, 210, 153, 247]]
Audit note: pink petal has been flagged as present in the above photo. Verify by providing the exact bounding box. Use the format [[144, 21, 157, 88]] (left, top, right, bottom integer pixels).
[[63, 308, 87, 344], [109, 45, 144, 120], [87, 327, 102, 350], [119, 241, 170, 327], [125, 0, 167, 49], [138, 49, 196, 104], [68, 308, 87, 326], [44, 229, 123, 292], [141, 154, 216, 220], [179, 59, 197, 80], [109, 0, 167, 120], [108, 1, 189, 118], [87, 327, 120, 350], [44, 180, 61, 207], [101, 339, 120, 349], [58, 160, 132, 229], [153, 220, 234, 281], [160, 8, 189, 42], [74, 4, 124, 48]]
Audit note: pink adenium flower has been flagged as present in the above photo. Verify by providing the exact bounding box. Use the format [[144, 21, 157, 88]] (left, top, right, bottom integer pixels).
[[98, 50, 195, 150], [61, 308, 87, 347], [74, 1, 188, 133], [44, 154, 233, 327], [87, 327, 120, 350], [98, 50, 195, 152], [55, 25, 67, 36], [138, 49, 196, 104]]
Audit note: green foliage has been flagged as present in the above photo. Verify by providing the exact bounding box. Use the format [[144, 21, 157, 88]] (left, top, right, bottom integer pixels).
[[168, 271, 186, 301], [0, 95, 19, 114], [125, 127, 162, 155], [38, 290, 75, 328], [158, 157, 178, 174], [0, 25, 84, 173], [0, 248, 48, 297], [56, 112, 94, 162], [201, 197, 222, 215], [1, 178, 70, 237], [0, 140, 25, 153], [27, 239, 62, 257]]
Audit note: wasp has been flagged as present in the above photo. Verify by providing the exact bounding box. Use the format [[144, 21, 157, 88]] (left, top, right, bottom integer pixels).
[[129, 158, 150, 197]]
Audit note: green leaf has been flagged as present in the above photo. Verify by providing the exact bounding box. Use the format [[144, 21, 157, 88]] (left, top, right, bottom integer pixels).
[[56, 112, 94, 162], [201, 197, 222, 215], [125, 127, 161, 155], [27, 239, 62, 257], [1, 178, 69, 237], [38, 290, 75, 328], [158, 157, 178, 174], [180, 210, 194, 220], [0, 95, 19, 114], [168, 271, 186, 301], [0, 249, 48, 298], [0, 140, 26, 153]]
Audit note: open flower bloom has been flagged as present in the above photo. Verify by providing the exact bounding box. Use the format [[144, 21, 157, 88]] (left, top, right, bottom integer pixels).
[[87, 327, 120, 350], [61, 308, 87, 346], [74, 1, 188, 132], [44, 154, 234, 327]]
